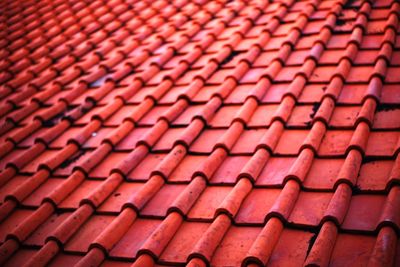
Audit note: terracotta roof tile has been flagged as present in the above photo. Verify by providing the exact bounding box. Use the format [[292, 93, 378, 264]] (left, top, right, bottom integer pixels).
[[1, 0, 400, 266]]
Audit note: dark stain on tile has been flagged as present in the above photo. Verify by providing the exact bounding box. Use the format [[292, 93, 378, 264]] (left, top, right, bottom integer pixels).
[[221, 50, 241, 65], [376, 103, 400, 112], [60, 150, 86, 169]]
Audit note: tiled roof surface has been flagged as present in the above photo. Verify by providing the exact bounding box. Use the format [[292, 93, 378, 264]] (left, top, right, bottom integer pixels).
[[0, 0, 400, 266]]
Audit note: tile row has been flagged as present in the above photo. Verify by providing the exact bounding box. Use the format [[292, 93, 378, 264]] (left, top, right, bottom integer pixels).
[[1, 0, 400, 266]]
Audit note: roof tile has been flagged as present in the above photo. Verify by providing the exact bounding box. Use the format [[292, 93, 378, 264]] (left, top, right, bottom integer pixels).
[[1, 0, 400, 265]]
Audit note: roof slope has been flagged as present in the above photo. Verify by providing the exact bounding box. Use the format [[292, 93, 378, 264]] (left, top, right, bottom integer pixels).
[[0, 0, 400, 266]]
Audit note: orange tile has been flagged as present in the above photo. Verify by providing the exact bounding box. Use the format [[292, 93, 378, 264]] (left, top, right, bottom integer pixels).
[[1, 0, 400, 266]]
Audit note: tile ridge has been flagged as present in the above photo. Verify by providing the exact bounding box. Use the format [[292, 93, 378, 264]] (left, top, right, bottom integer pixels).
[[305, 2, 400, 265], [0, 1, 247, 265]]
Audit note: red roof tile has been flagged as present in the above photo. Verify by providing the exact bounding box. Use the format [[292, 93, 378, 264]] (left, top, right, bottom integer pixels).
[[1, 0, 400, 266]]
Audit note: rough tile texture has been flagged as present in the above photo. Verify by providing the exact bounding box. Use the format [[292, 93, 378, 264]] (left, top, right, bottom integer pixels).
[[0, 0, 400, 266]]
